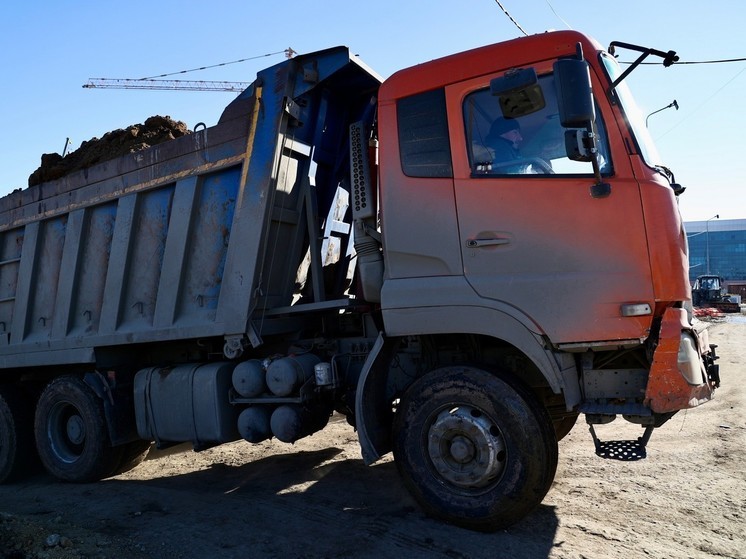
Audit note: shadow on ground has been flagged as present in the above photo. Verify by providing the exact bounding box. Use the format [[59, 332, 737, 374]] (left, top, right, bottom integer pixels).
[[1, 447, 560, 559]]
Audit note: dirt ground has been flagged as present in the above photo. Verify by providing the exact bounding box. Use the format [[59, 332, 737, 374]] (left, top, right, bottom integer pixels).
[[1, 316, 744, 559]]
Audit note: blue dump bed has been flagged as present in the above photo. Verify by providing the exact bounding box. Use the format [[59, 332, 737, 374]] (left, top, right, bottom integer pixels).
[[0, 48, 381, 369]]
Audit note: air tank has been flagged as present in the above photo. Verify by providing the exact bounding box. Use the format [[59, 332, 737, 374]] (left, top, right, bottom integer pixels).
[[265, 353, 321, 397], [270, 404, 330, 443], [237, 406, 274, 443], [232, 359, 266, 398]]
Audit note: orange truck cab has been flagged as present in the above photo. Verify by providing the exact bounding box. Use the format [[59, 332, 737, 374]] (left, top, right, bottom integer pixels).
[[354, 30, 718, 526]]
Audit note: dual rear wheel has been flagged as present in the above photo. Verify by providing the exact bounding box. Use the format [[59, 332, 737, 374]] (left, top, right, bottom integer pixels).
[[1, 376, 150, 484], [34, 376, 151, 481], [34, 376, 123, 482], [0, 385, 36, 483]]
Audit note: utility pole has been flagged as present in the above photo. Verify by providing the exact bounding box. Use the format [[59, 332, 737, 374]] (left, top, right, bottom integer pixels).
[[705, 214, 719, 274]]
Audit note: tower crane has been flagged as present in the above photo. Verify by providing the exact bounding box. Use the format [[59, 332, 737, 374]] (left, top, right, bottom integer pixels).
[[82, 48, 296, 93], [82, 79, 251, 92]]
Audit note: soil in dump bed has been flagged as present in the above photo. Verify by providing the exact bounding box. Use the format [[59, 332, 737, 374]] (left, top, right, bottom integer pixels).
[[28, 115, 191, 187]]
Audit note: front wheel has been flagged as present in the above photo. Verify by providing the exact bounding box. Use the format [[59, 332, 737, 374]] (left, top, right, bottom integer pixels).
[[553, 412, 579, 441], [393, 366, 558, 531], [35, 376, 122, 482]]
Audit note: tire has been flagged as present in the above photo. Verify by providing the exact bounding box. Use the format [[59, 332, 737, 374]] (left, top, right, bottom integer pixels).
[[393, 366, 558, 531], [112, 440, 152, 476], [0, 385, 37, 483], [541, 389, 578, 442], [553, 413, 579, 442], [34, 376, 122, 482]]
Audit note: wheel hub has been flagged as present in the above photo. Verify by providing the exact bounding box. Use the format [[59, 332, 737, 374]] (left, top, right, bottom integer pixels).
[[448, 435, 475, 463], [427, 405, 505, 489], [66, 415, 85, 445], [47, 401, 86, 464]]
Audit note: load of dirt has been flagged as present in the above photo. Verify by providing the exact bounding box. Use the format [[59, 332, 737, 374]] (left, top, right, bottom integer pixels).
[[28, 116, 191, 187]]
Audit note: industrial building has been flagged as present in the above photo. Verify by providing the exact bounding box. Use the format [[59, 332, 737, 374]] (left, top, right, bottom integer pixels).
[[685, 218, 746, 297]]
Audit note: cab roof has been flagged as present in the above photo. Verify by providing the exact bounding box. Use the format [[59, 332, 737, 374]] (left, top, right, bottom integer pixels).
[[380, 30, 603, 101]]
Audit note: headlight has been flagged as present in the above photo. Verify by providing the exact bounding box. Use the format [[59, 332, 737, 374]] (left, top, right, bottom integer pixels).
[[678, 332, 704, 385]]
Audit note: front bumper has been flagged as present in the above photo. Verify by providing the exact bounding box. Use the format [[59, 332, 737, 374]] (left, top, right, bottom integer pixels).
[[644, 307, 717, 413]]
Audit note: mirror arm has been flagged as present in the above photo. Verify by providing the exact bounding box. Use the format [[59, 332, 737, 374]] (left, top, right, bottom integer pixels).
[[608, 51, 650, 91], [607, 41, 679, 92], [586, 121, 611, 198]]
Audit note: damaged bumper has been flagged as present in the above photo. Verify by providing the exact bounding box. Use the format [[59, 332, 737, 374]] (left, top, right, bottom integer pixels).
[[644, 307, 719, 413]]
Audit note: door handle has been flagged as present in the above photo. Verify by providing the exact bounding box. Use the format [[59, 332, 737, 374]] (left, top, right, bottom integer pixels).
[[466, 238, 511, 248]]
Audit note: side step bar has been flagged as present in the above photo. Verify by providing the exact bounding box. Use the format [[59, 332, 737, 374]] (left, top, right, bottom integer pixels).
[[588, 424, 654, 461]]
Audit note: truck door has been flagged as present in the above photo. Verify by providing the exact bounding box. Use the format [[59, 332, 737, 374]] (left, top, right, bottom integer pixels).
[[446, 64, 655, 344]]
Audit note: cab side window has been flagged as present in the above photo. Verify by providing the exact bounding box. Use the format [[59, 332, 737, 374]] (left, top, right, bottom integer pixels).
[[464, 73, 612, 176], [398, 88, 453, 178]]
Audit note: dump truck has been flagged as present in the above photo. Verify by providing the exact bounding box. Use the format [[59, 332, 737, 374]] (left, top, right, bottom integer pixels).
[[0, 31, 720, 531]]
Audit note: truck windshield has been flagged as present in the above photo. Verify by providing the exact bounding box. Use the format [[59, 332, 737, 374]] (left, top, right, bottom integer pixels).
[[600, 53, 664, 168]]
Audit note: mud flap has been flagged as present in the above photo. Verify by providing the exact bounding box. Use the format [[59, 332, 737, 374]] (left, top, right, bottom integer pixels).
[[84, 372, 138, 447], [354, 334, 399, 465]]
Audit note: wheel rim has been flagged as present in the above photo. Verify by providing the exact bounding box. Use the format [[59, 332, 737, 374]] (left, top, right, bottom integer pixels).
[[427, 405, 506, 489], [46, 401, 86, 464]]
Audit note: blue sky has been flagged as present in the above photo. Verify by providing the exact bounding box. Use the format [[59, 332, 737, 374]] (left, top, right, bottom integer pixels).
[[1, 1, 743, 220]]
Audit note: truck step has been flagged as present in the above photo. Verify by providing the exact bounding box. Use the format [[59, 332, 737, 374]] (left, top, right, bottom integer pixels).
[[588, 424, 654, 461]]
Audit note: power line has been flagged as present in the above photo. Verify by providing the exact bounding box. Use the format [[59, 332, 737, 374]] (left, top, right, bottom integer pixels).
[[138, 48, 294, 80], [493, 0, 528, 36], [676, 57, 746, 65], [621, 56, 746, 65], [656, 66, 746, 141], [544, 0, 572, 29]]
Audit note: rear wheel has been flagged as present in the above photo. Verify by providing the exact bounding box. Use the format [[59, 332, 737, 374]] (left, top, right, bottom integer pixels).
[[393, 366, 558, 531], [112, 440, 152, 476], [0, 385, 37, 483], [35, 376, 122, 482]]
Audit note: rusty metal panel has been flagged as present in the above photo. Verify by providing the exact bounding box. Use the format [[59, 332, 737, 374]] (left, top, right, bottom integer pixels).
[[50, 208, 85, 339], [70, 203, 118, 336], [176, 168, 240, 324], [118, 185, 175, 332], [98, 195, 136, 336]]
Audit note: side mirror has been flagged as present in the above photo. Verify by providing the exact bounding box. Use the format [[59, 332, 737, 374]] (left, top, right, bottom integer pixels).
[[553, 58, 595, 127], [564, 129, 595, 162], [555, 54, 611, 198]]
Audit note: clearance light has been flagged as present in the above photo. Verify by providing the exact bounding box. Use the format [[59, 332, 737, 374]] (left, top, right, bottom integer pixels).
[[620, 303, 652, 317]]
